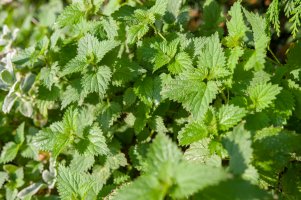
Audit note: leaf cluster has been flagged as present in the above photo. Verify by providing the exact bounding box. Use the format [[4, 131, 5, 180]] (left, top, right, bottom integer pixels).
[[0, 0, 301, 199]]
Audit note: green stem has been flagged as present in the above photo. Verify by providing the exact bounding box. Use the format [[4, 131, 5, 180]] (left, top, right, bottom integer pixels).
[[157, 31, 167, 41], [134, 0, 143, 5], [268, 46, 281, 64], [160, 180, 170, 200], [220, 90, 228, 104], [151, 24, 166, 41]]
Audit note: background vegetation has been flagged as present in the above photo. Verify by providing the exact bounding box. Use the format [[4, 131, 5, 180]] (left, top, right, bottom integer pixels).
[[0, 0, 301, 199]]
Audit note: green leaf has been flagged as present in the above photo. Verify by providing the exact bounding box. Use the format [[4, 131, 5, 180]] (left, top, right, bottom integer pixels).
[[101, 17, 119, 40], [81, 66, 112, 97], [112, 175, 165, 200], [177, 121, 208, 146], [198, 33, 225, 71], [201, 0, 224, 35], [152, 39, 179, 72], [168, 52, 193, 74], [2, 90, 18, 114], [1, 2, 300, 199], [77, 105, 97, 129], [134, 76, 161, 106], [184, 139, 221, 167], [62, 35, 118, 76], [61, 81, 83, 109], [148, 116, 168, 134], [133, 103, 150, 134], [116, 134, 227, 200], [56, 3, 84, 27], [249, 70, 271, 87], [15, 122, 25, 144], [105, 152, 128, 170], [193, 36, 207, 57], [273, 89, 295, 119], [78, 34, 119, 62], [112, 58, 144, 86], [33, 108, 80, 157], [123, 88, 137, 107], [85, 125, 109, 156], [128, 23, 150, 44], [198, 33, 229, 80], [21, 143, 38, 160], [280, 163, 301, 198], [0, 142, 20, 164], [98, 101, 122, 131], [253, 127, 301, 176], [33, 122, 71, 157], [3, 165, 24, 185], [223, 123, 252, 175], [127, 10, 155, 44], [245, 112, 270, 131], [129, 144, 149, 171], [287, 41, 301, 68], [247, 82, 282, 111], [166, 0, 182, 18], [243, 9, 269, 52], [62, 107, 79, 134], [70, 153, 95, 172], [40, 63, 59, 90], [195, 178, 272, 200], [19, 99, 33, 117], [217, 104, 246, 131], [170, 163, 228, 198], [6, 188, 18, 200], [71, 19, 94, 35], [153, 48, 173, 72], [0, 171, 8, 188], [0, 69, 14, 85], [243, 9, 270, 71], [37, 85, 60, 102], [150, 0, 168, 16], [13, 47, 36, 66], [57, 165, 95, 200], [20, 73, 35, 93], [61, 56, 88, 76], [145, 133, 182, 174], [225, 2, 247, 47], [226, 46, 244, 72], [113, 171, 130, 185], [162, 73, 219, 120]]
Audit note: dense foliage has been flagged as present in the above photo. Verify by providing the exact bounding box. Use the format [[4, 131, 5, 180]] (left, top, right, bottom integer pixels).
[[1, 0, 301, 199]]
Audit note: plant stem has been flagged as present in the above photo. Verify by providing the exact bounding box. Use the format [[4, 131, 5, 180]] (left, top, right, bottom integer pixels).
[[268, 46, 281, 64]]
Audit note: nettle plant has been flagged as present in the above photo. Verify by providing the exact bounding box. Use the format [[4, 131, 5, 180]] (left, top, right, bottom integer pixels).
[[0, 0, 301, 199]]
